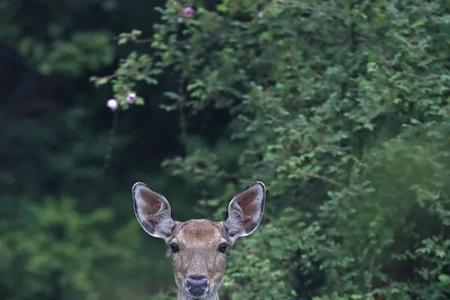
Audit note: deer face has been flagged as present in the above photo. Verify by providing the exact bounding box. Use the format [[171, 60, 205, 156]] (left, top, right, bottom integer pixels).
[[132, 182, 266, 299], [168, 219, 228, 297]]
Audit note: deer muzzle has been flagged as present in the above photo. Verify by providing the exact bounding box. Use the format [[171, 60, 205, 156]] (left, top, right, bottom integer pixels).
[[186, 275, 208, 297]]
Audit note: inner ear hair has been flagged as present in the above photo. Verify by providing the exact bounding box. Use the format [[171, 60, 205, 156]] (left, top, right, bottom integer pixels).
[[225, 181, 266, 242], [132, 182, 175, 240]]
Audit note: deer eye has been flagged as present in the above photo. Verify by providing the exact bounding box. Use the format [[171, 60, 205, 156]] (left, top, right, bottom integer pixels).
[[169, 242, 179, 253], [218, 242, 229, 253]]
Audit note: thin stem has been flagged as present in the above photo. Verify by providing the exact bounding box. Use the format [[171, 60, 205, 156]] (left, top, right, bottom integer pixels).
[[176, 80, 188, 145], [102, 110, 119, 172]]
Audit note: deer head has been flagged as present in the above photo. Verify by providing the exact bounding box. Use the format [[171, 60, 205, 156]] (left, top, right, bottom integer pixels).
[[132, 181, 266, 300]]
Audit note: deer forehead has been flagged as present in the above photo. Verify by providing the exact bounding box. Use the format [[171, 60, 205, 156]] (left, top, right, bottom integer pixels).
[[173, 219, 226, 246]]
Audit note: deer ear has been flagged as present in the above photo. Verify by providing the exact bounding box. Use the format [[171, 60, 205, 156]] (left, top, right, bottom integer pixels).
[[132, 182, 175, 241], [224, 181, 266, 244]]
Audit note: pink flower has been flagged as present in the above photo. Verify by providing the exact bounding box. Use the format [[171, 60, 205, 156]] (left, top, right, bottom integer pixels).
[[126, 92, 137, 104], [183, 6, 195, 17], [107, 98, 119, 111]]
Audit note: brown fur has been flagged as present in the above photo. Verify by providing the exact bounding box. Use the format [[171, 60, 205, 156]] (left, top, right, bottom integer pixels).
[[170, 219, 228, 296]]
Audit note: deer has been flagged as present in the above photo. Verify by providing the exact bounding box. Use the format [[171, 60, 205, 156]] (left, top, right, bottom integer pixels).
[[132, 181, 266, 300]]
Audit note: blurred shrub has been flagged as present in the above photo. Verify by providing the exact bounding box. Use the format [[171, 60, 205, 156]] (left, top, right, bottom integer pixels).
[[18, 31, 114, 76], [101, 0, 449, 299], [0, 0, 117, 76], [0, 198, 140, 300]]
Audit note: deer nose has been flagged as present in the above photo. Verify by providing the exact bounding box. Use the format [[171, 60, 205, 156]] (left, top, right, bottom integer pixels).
[[186, 275, 208, 297]]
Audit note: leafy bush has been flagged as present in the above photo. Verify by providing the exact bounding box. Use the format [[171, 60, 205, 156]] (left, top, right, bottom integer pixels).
[[97, 0, 450, 299], [0, 198, 140, 300]]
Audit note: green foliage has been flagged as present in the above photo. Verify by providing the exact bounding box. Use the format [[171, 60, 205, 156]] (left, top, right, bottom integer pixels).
[[92, 51, 156, 108], [222, 208, 312, 299], [104, 0, 450, 299], [0, 198, 140, 300], [19, 31, 115, 76], [0, 0, 116, 76]]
